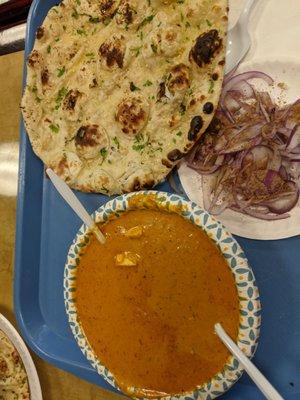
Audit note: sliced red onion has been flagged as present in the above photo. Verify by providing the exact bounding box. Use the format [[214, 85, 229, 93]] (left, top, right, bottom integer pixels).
[[221, 71, 274, 106], [279, 165, 288, 180], [221, 124, 264, 154], [263, 170, 280, 188], [277, 127, 292, 136], [241, 207, 290, 220], [185, 69, 300, 221], [264, 181, 299, 214], [243, 145, 274, 168], [281, 98, 300, 121], [286, 124, 300, 151]]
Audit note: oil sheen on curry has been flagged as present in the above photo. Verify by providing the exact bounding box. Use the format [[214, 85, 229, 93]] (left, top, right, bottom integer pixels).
[[76, 209, 239, 397]]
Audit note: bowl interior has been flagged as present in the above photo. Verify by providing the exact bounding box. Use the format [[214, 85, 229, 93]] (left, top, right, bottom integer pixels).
[[64, 191, 261, 400]]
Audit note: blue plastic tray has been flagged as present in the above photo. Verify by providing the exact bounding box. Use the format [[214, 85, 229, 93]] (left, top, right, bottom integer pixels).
[[14, 1, 300, 398]]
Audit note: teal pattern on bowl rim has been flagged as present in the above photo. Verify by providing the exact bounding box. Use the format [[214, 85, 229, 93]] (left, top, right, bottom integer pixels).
[[64, 191, 261, 399]]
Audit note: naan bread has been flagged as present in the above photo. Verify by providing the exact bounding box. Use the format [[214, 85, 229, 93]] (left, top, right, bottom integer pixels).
[[0, 330, 30, 399], [22, 0, 228, 194]]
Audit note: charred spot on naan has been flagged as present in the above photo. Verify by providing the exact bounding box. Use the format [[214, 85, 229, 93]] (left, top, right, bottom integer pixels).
[[99, 0, 118, 18], [167, 149, 184, 162], [161, 158, 173, 168], [157, 81, 166, 102], [203, 102, 214, 114], [99, 35, 126, 70], [167, 64, 190, 95], [75, 124, 109, 159], [54, 152, 82, 184], [41, 68, 50, 86], [189, 30, 223, 68], [142, 14, 183, 63], [115, 0, 136, 27], [188, 116, 204, 141], [131, 177, 155, 191], [63, 90, 82, 112], [116, 96, 149, 135], [161, 25, 182, 57], [28, 50, 43, 68], [36, 26, 45, 40], [157, 64, 190, 104]]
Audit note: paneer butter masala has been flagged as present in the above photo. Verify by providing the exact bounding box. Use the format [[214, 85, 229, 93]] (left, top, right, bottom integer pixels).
[[76, 209, 239, 397]]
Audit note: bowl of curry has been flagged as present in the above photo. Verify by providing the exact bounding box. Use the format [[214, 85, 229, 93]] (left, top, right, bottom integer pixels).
[[64, 191, 261, 399]]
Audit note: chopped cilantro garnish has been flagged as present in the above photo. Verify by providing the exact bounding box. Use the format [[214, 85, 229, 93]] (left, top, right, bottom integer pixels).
[[31, 86, 41, 102], [185, 21, 191, 28], [47, 45, 51, 53], [76, 28, 87, 36], [49, 124, 59, 133], [100, 148, 108, 164], [176, 131, 183, 137], [132, 144, 145, 152], [206, 19, 212, 27], [138, 31, 144, 41], [103, 17, 112, 26], [138, 15, 155, 30], [72, 8, 79, 19], [208, 80, 214, 93], [151, 43, 157, 53], [130, 46, 142, 57], [143, 80, 153, 87], [55, 37, 60, 42], [55, 87, 68, 109], [57, 66, 65, 77], [130, 82, 140, 92], [86, 52, 95, 58], [89, 16, 100, 23], [179, 103, 186, 116], [100, 148, 108, 159], [113, 137, 120, 149], [75, 0, 81, 5], [132, 134, 148, 152]]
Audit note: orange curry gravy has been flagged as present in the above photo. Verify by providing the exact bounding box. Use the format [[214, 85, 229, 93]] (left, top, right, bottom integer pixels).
[[76, 209, 239, 397]]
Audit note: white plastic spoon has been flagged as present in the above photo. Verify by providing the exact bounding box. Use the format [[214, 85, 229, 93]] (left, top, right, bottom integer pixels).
[[46, 168, 106, 244], [215, 323, 284, 400], [226, 0, 256, 74]]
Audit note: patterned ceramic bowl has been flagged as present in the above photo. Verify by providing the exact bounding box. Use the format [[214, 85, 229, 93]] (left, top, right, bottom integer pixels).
[[64, 191, 261, 400]]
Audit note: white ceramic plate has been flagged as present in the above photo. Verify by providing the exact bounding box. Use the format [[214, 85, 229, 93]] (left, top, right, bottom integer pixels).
[[178, 0, 300, 240], [0, 314, 43, 400]]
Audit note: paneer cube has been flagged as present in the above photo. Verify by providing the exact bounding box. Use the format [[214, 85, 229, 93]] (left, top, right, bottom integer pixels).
[[124, 225, 143, 238], [115, 251, 140, 266]]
